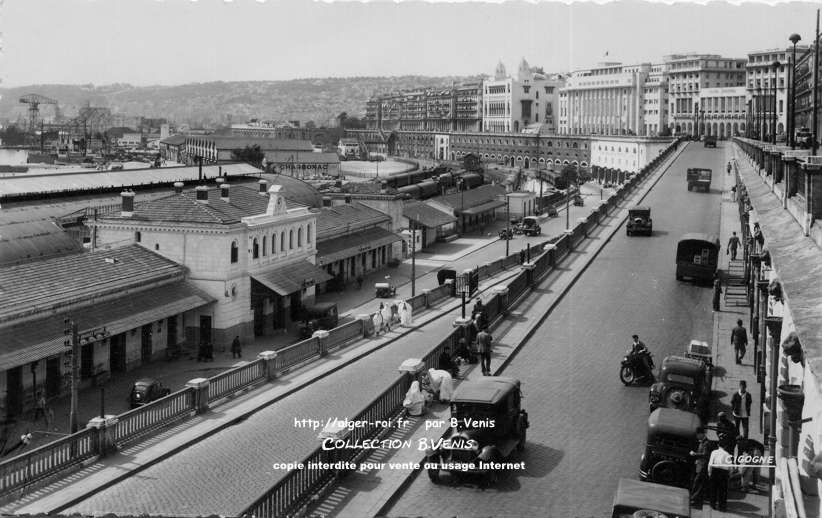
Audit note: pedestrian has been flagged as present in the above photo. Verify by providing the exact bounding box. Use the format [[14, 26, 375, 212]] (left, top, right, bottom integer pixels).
[[716, 412, 737, 448], [731, 319, 748, 364], [454, 338, 472, 365], [730, 184, 737, 202], [727, 231, 741, 261], [689, 426, 710, 507], [519, 249, 526, 264], [476, 328, 493, 375], [736, 436, 765, 491], [753, 223, 764, 252], [381, 303, 393, 332], [231, 336, 242, 359], [708, 441, 732, 511], [731, 380, 752, 439], [438, 346, 458, 378], [34, 391, 47, 422], [712, 274, 722, 311], [727, 161, 732, 175]]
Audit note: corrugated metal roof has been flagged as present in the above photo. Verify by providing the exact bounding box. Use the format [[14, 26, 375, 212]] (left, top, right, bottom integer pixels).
[[0, 244, 186, 322], [403, 201, 457, 228], [264, 152, 340, 164], [316, 227, 402, 264], [0, 220, 83, 267], [315, 203, 391, 240], [251, 260, 333, 296], [0, 163, 262, 199], [194, 136, 314, 151], [458, 199, 506, 215], [0, 281, 214, 371], [432, 184, 506, 210]]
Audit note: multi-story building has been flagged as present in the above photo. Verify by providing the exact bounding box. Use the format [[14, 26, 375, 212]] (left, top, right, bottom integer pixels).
[[746, 47, 809, 141], [793, 44, 820, 141], [181, 136, 314, 164], [559, 62, 660, 137], [643, 63, 669, 136], [230, 121, 313, 140], [666, 53, 747, 136], [697, 87, 748, 139], [482, 59, 563, 134], [364, 82, 483, 133]]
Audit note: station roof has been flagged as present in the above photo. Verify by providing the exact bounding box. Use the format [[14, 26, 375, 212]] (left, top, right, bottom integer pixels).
[[264, 152, 340, 165], [0, 220, 83, 267], [317, 227, 402, 264], [432, 184, 506, 211], [403, 201, 456, 228], [194, 136, 314, 152], [315, 202, 391, 241], [0, 163, 262, 200]]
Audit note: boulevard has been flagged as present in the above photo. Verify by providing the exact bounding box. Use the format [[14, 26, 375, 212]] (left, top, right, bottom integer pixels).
[[387, 142, 724, 516]]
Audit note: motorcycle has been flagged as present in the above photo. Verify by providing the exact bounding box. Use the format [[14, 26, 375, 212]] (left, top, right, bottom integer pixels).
[[620, 350, 655, 386]]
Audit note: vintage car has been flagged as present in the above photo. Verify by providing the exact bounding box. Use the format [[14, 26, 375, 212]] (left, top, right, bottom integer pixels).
[[626, 206, 653, 236], [639, 408, 702, 489], [298, 302, 339, 338], [675, 233, 720, 283], [544, 206, 559, 218], [573, 194, 584, 207], [498, 228, 514, 240], [375, 282, 397, 298], [426, 376, 528, 484], [611, 477, 691, 518], [518, 216, 542, 236], [649, 356, 712, 422], [686, 168, 712, 192], [129, 378, 172, 409], [703, 135, 717, 148], [684, 339, 713, 369]]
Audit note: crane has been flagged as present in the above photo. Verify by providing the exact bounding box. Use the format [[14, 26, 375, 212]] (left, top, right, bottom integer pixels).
[[19, 94, 58, 132]]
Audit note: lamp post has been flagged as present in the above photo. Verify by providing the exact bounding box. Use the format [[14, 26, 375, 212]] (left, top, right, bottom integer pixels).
[[505, 195, 511, 257], [63, 318, 109, 434], [757, 86, 765, 141], [746, 99, 752, 138], [410, 219, 416, 297], [700, 110, 706, 139], [694, 102, 700, 139], [772, 61, 781, 144], [789, 34, 802, 148]]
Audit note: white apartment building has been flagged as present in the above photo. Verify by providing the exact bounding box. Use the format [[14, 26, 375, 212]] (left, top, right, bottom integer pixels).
[[642, 63, 669, 136], [698, 87, 748, 139], [666, 53, 747, 136], [746, 47, 808, 140], [482, 59, 563, 134], [558, 62, 650, 136]]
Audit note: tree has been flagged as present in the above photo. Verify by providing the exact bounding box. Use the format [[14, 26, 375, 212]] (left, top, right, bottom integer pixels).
[[555, 164, 578, 190], [231, 144, 265, 168]]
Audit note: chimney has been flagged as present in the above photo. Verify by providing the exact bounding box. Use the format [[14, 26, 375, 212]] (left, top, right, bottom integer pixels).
[[258, 179, 269, 195], [322, 196, 332, 207], [266, 185, 284, 215], [215, 176, 225, 185], [173, 182, 184, 194], [121, 191, 135, 217], [344, 195, 352, 204], [219, 166, 223, 177], [195, 185, 209, 203], [220, 183, 230, 202]]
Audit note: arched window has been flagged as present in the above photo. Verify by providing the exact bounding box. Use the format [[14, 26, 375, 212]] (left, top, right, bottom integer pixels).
[[280, 232, 286, 252], [262, 236, 267, 256], [289, 230, 294, 249], [230, 241, 238, 263], [252, 238, 259, 259], [272, 233, 277, 254], [306, 224, 312, 245], [298, 228, 303, 247]]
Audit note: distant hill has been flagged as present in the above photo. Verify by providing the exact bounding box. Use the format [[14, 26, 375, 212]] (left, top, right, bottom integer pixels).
[[0, 76, 483, 128]]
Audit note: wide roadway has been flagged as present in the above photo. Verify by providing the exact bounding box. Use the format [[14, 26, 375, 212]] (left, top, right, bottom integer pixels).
[[386, 142, 727, 517]]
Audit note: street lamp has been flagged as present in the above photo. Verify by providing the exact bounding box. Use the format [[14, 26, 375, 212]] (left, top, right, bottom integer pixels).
[[756, 86, 764, 141], [772, 61, 781, 145], [789, 34, 802, 149], [410, 218, 417, 297], [694, 102, 700, 139], [505, 195, 511, 257], [700, 110, 706, 139]]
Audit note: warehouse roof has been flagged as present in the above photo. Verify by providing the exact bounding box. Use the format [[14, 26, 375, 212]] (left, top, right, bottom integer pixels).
[[315, 202, 391, 241]]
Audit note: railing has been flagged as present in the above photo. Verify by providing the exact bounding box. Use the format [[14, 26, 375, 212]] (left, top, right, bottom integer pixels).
[[407, 293, 427, 312], [0, 427, 98, 496], [326, 320, 364, 350], [208, 360, 267, 403], [506, 270, 529, 301], [114, 388, 195, 446], [427, 283, 451, 303], [274, 337, 320, 372]]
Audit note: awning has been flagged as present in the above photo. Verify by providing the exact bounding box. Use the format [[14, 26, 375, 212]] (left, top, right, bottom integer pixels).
[[457, 199, 506, 216], [316, 227, 403, 265], [251, 260, 333, 296], [0, 281, 214, 371], [403, 203, 457, 228]]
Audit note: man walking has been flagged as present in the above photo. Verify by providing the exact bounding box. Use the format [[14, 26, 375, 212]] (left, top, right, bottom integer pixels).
[[231, 336, 242, 359], [689, 426, 710, 507], [712, 274, 722, 311], [708, 441, 732, 511], [731, 380, 753, 439], [731, 319, 748, 364], [727, 232, 741, 261], [476, 328, 493, 376]]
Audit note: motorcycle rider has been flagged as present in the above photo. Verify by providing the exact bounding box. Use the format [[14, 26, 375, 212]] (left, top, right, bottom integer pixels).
[[630, 334, 653, 381]]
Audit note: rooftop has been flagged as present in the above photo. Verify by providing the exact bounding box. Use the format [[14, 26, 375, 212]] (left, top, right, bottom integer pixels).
[[315, 202, 391, 240], [431, 183, 506, 210]]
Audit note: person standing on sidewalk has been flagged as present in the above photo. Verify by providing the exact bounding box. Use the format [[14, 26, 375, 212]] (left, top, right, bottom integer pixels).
[[689, 426, 710, 507], [231, 336, 242, 359], [708, 442, 731, 511], [731, 319, 748, 364], [731, 380, 752, 439], [726, 232, 741, 261], [712, 273, 722, 311], [476, 328, 493, 376]]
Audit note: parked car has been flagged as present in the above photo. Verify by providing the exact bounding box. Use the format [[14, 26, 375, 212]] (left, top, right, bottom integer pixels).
[[573, 195, 584, 207], [299, 302, 339, 338], [611, 477, 691, 518], [626, 206, 652, 236], [544, 206, 559, 218], [684, 339, 712, 369], [649, 356, 712, 422], [426, 377, 528, 484], [518, 216, 541, 236], [796, 127, 814, 149], [686, 168, 712, 192], [639, 408, 703, 489], [703, 135, 717, 148], [129, 378, 171, 409]]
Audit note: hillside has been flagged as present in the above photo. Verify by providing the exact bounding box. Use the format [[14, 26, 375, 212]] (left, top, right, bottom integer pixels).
[[0, 76, 483, 128]]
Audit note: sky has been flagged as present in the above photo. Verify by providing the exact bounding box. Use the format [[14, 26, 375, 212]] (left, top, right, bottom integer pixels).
[[0, 0, 819, 87]]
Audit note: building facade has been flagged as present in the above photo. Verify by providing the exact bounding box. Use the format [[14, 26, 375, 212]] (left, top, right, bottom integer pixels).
[[746, 47, 809, 141], [697, 87, 748, 139], [181, 136, 314, 165], [364, 82, 483, 133], [590, 136, 673, 174], [666, 53, 747, 136], [482, 59, 563, 134]]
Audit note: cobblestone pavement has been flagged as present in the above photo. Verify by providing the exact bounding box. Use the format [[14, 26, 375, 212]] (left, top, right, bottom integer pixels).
[[387, 142, 726, 517]]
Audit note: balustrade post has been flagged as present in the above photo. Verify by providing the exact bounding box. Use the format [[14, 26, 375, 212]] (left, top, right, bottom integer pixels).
[[564, 229, 574, 252], [492, 286, 510, 317], [257, 351, 278, 381], [186, 378, 210, 414], [356, 313, 374, 338], [314, 330, 330, 357], [577, 217, 588, 238], [87, 415, 119, 457], [422, 289, 432, 309], [522, 262, 536, 286]]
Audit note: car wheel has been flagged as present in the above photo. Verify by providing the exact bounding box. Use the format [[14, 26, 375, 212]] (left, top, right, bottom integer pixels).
[[651, 460, 680, 486], [428, 465, 441, 484], [619, 366, 635, 386], [627, 230, 632, 236]]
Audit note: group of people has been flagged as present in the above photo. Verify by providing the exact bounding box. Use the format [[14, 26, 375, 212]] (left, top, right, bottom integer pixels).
[[372, 301, 413, 335], [402, 367, 455, 416], [690, 381, 759, 510]]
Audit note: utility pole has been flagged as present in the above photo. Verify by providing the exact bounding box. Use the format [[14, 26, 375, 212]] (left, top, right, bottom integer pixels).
[[410, 219, 417, 297], [63, 318, 79, 434], [813, 10, 820, 156], [505, 195, 511, 257]]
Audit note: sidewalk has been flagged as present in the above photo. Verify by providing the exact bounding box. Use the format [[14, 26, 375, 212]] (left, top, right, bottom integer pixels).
[[302, 140, 689, 518], [692, 145, 768, 518]]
